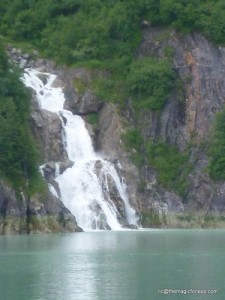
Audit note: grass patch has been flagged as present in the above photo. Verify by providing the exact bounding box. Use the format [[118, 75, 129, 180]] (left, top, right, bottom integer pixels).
[[92, 75, 128, 105], [122, 129, 144, 167], [92, 56, 176, 113], [127, 57, 175, 111], [86, 113, 99, 126], [27, 173, 48, 200], [163, 45, 175, 60], [142, 211, 162, 227], [146, 140, 191, 196], [73, 77, 86, 94]]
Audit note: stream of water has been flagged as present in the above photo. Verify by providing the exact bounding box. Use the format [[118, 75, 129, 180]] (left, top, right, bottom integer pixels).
[[23, 69, 138, 230]]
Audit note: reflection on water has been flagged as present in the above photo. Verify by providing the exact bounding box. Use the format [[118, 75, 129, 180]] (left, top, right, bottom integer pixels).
[[0, 230, 224, 300]]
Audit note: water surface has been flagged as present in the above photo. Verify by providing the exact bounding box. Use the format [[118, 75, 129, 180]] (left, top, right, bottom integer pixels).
[[0, 230, 224, 300]]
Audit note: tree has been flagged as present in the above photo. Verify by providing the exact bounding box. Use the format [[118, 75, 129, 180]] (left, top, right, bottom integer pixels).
[[0, 43, 38, 187]]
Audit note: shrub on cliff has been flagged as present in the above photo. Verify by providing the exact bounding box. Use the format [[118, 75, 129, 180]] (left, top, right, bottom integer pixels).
[[146, 140, 191, 196], [127, 58, 175, 110], [0, 43, 39, 191], [122, 129, 144, 166]]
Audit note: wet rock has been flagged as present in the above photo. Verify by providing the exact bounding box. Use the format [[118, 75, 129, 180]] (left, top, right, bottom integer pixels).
[[30, 110, 68, 162], [124, 224, 138, 229], [97, 103, 141, 214], [141, 20, 151, 28], [63, 84, 100, 114], [88, 201, 111, 230], [0, 181, 27, 234], [28, 192, 82, 233], [92, 160, 127, 226], [41, 161, 74, 181], [0, 179, 81, 234], [37, 73, 48, 85], [61, 68, 101, 114]]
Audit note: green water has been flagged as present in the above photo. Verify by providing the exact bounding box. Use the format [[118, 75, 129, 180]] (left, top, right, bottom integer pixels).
[[0, 230, 224, 300]]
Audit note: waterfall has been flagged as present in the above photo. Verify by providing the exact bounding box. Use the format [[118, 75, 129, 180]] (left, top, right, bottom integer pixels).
[[23, 69, 138, 230]]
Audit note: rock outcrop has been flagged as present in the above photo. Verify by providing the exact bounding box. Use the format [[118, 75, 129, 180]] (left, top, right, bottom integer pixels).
[[61, 68, 102, 115], [0, 180, 27, 234], [0, 180, 81, 234], [31, 109, 68, 163]]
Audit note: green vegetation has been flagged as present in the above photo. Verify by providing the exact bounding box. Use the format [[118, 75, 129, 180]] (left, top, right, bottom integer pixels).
[[176, 213, 194, 223], [1, 1, 225, 66], [141, 210, 225, 228], [93, 75, 128, 104], [122, 129, 144, 167], [86, 113, 99, 126], [127, 58, 175, 110], [146, 140, 191, 196], [209, 107, 225, 180], [0, 0, 141, 65], [73, 77, 86, 94], [1, 1, 224, 112], [93, 56, 175, 111], [122, 130, 192, 195], [0, 42, 43, 194], [141, 210, 164, 227]]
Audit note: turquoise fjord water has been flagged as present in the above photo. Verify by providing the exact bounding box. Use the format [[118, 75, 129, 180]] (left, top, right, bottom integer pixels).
[[0, 230, 224, 300]]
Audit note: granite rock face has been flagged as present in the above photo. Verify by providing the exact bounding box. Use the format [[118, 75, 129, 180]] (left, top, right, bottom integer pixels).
[[130, 29, 225, 227], [136, 30, 225, 149]]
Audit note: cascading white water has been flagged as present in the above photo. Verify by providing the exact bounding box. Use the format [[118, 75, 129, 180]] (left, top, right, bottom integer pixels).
[[23, 68, 138, 230]]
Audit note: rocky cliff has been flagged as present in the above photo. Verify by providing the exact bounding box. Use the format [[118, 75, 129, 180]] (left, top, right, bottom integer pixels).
[[2, 28, 225, 233], [77, 29, 225, 228], [134, 29, 225, 227], [0, 179, 81, 234]]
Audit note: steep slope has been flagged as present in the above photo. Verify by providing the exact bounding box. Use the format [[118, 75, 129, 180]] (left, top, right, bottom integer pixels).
[[97, 29, 225, 228], [2, 27, 225, 231], [1, 1, 225, 232]]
